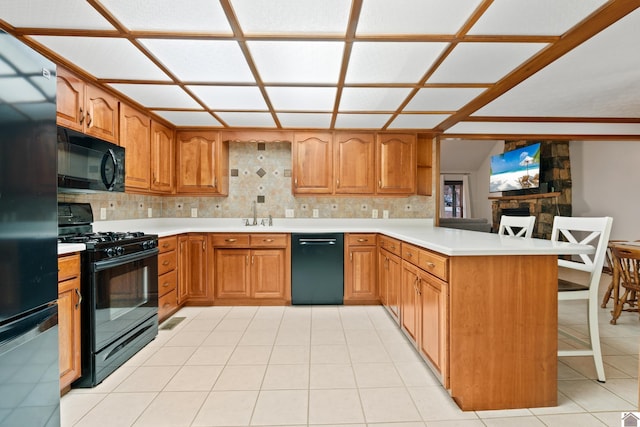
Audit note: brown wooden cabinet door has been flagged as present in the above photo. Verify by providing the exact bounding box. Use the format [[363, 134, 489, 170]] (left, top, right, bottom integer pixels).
[[56, 67, 85, 131], [187, 234, 209, 302], [58, 276, 81, 391], [176, 131, 225, 194], [215, 249, 251, 299], [401, 261, 419, 342], [419, 271, 448, 376], [177, 235, 190, 304], [151, 120, 174, 193], [387, 251, 402, 322], [120, 104, 151, 190], [335, 132, 375, 194], [292, 132, 333, 194], [345, 245, 378, 302], [378, 250, 389, 306], [251, 249, 285, 299], [85, 84, 119, 143], [377, 133, 416, 194]]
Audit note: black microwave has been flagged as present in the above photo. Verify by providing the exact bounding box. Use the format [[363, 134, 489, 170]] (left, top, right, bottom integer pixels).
[[57, 126, 125, 193]]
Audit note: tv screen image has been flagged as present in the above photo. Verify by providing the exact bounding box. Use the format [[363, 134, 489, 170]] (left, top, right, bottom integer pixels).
[[489, 143, 541, 193]]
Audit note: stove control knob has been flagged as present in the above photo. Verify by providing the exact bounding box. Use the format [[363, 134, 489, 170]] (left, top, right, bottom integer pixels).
[[116, 246, 125, 256], [105, 248, 115, 257]]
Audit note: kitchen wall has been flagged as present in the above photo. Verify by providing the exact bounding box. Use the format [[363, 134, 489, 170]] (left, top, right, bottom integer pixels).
[[59, 141, 435, 221]]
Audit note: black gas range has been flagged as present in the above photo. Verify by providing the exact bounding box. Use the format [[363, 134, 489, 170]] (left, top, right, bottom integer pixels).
[[58, 202, 159, 387]]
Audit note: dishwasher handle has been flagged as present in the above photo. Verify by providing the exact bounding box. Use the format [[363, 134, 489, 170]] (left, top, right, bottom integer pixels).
[[298, 238, 337, 245]]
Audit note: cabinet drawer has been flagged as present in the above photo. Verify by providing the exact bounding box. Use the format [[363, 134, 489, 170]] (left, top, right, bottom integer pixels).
[[347, 233, 376, 246], [379, 235, 401, 256], [158, 288, 178, 320], [158, 269, 177, 297], [58, 253, 81, 282], [250, 234, 288, 247], [158, 250, 177, 276], [158, 236, 177, 253], [401, 243, 420, 266], [418, 250, 448, 282], [211, 234, 251, 247]]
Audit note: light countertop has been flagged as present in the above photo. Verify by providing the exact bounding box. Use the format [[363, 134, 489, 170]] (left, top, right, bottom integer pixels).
[[73, 217, 595, 257]]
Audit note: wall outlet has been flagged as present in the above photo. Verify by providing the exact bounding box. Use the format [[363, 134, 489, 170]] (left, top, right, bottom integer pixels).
[[191, 208, 198, 218], [147, 207, 153, 218], [312, 209, 319, 218], [371, 209, 378, 219], [383, 210, 389, 219], [100, 207, 107, 220], [285, 208, 295, 218]]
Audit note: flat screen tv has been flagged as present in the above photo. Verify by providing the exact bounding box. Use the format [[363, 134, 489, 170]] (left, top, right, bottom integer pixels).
[[489, 143, 541, 193]]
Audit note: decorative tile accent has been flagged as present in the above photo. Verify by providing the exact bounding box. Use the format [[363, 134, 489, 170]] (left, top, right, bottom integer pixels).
[[257, 143, 266, 151], [283, 169, 291, 177], [230, 169, 239, 177], [256, 168, 266, 178], [257, 195, 265, 203]]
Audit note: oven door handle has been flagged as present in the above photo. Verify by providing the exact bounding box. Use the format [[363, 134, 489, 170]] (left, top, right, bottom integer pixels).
[[92, 248, 159, 272]]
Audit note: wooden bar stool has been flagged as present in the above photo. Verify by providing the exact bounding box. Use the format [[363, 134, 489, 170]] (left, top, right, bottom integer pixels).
[[610, 244, 640, 325]]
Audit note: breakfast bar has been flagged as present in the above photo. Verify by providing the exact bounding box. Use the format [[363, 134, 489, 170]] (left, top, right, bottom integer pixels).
[[60, 218, 593, 411]]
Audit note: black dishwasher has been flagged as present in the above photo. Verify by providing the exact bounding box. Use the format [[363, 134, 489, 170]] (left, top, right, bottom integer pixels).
[[291, 233, 344, 305]]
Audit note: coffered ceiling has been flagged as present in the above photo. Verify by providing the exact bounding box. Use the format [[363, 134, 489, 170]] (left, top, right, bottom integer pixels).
[[2, 0, 639, 138]]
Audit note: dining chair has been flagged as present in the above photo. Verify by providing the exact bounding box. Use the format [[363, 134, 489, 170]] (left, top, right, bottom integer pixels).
[[609, 244, 640, 324], [498, 215, 536, 238], [551, 215, 613, 383]]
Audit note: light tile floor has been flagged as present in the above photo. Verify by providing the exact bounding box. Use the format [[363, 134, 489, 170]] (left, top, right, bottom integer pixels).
[[61, 274, 639, 427]]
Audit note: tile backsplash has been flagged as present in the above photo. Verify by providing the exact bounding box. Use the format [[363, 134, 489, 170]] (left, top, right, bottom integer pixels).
[[59, 141, 435, 221]]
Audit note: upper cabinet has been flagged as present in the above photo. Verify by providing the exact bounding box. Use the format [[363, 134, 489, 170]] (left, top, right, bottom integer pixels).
[[376, 133, 416, 195], [151, 120, 175, 194], [335, 132, 375, 194], [120, 104, 151, 191], [292, 132, 333, 194], [56, 67, 119, 144], [176, 130, 229, 195], [417, 134, 433, 196]]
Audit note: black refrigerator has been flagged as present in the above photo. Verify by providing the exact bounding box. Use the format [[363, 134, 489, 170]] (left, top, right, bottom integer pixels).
[[0, 31, 60, 426]]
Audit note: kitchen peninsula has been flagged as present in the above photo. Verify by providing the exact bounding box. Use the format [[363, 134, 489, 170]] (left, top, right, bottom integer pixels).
[[59, 218, 593, 411]]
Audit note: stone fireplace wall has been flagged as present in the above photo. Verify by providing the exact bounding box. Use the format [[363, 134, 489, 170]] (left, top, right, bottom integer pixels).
[[491, 141, 572, 239]]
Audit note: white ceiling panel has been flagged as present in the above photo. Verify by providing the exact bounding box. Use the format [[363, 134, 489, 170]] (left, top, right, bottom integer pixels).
[[248, 41, 344, 84], [266, 87, 337, 111], [346, 42, 448, 84], [100, 0, 232, 33], [152, 111, 221, 127], [1, 0, 115, 30], [357, 0, 482, 35], [108, 84, 200, 108], [187, 86, 268, 110], [277, 113, 333, 128], [446, 121, 640, 136], [216, 112, 276, 127], [334, 114, 392, 129], [474, 9, 640, 118], [468, 0, 608, 36], [231, 0, 350, 35], [404, 88, 487, 111], [31, 36, 170, 80], [428, 43, 548, 83], [140, 39, 254, 83], [388, 114, 451, 129], [339, 87, 412, 111]]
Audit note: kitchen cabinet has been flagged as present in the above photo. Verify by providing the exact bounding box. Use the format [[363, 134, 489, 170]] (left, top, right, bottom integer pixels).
[[178, 233, 211, 304], [401, 260, 420, 343], [176, 131, 228, 195], [292, 132, 333, 194], [419, 268, 447, 376], [151, 120, 175, 193], [335, 132, 375, 194], [58, 253, 81, 393], [120, 103, 151, 191], [212, 233, 290, 304], [56, 67, 119, 144], [158, 236, 179, 321], [378, 235, 402, 323], [376, 133, 416, 195], [417, 134, 433, 196], [344, 233, 378, 303]]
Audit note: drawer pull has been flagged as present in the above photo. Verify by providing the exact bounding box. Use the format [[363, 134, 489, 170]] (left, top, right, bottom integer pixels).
[[357, 238, 368, 242], [162, 281, 170, 288], [225, 238, 237, 243], [162, 302, 170, 308], [162, 242, 170, 248], [263, 239, 274, 243], [406, 252, 413, 258], [162, 260, 170, 266], [426, 262, 436, 268]]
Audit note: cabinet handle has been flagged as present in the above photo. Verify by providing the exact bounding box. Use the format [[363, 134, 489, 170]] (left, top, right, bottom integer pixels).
[[413, 276, 420, 295], [406, 252, 413, 258], [426, 262, 436, 268], [162, 281, 170, 288], [203, 242, 206, 251], [225, 238, 237, 243], [75, 288, 82, 309], [350, 252, 353, 262], [378, 180, 382, 188], [86, 112, 92, 126], [79, 107, 84, 124], [357, 238, 368, 243], [336, 179, 340, 187], [252, 255, 255, 265], [214, 177, 217, 188], [263, 239, 274, 243], [162, 260, 170, 266], [162, 242, 170, 248], [294, 178, 298, 188]]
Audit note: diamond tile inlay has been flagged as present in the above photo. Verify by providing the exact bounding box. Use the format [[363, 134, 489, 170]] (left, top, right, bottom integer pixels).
[[256, 168, 266, 178]]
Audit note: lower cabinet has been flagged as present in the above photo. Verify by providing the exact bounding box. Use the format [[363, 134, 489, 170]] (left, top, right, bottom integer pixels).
[[58, 253, 82, 392], [378, 235, 402, 323], [178, 233, 212, 305], [401, 261, 420, 342], [344, 233, 378, 303], [212, 234, 290, 304], [418, 269, 448, 377]]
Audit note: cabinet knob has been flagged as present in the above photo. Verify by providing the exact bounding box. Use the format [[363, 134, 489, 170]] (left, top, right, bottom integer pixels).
[[162, 243, 170, 248], [162, 260, 170, 266], [162, 281, 170, 288], [426, 262, 436, 268], [407, 252, 413, 258]]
